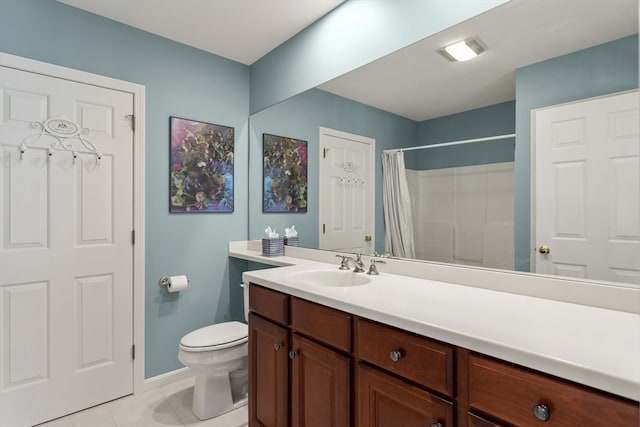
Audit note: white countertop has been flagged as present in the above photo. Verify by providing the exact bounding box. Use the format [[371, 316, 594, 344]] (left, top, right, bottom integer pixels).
[[232, 242, 640, 401]]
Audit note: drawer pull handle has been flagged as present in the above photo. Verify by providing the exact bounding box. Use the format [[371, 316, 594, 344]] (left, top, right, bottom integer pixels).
[[289, 350, 297, 359], [532, 404, 550, 422], [274, 342, 282, 351], [389, 350, 402, 362], [430, 423, 443, 427]]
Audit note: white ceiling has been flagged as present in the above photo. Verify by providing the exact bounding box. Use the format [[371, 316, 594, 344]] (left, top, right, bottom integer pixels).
[[58, 0, 637, 121], [57, 0, 345, 65], [319, 0, 639, 121]]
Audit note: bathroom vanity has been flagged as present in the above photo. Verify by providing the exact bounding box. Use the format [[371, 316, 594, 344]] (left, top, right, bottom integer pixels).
[[231, 242, 640, 427]]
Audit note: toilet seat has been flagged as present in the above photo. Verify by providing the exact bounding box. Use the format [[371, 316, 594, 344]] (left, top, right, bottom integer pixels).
[[180, 321, 248, 352]]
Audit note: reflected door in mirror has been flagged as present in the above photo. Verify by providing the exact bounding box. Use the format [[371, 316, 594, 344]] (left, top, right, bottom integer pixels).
[[319, 127, 375, 253], [534, 90, 639, 284]]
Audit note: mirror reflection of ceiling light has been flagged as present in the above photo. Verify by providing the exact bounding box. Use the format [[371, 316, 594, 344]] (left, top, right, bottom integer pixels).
[[438, 37, 487, 62]]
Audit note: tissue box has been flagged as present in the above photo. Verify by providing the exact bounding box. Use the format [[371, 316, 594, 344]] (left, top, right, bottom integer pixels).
[[284, 237, 300, 247], [262, 238, 284, 257]]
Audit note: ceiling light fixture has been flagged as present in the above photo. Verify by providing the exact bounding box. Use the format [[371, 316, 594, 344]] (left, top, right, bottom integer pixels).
[[438, 37, 487, 62]]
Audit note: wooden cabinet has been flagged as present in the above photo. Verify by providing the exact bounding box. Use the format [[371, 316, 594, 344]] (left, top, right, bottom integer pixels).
[[355, 318, 454, 397], [290, 334, 350, 427], [248, 313, 289, 427], [355, 318, 455, 426], [467, 354, 640, 426], [357, 363, 453, 427], [249, 283, 639, 427], [467, 413, 503, 427], [248, 284, 351, 427]]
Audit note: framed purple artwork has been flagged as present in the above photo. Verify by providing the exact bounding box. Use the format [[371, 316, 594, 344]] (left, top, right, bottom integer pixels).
[[263, 133, 308, 212], [170, 117, 234, 212]]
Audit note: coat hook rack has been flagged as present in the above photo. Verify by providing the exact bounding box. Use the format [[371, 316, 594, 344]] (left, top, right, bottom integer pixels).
[[18, 116, 101, 165]]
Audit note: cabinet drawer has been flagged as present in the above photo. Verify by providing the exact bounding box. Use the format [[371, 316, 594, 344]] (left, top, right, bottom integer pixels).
[[355, 318, 454, 397], [468, 354, 640, 426], [249, 284, 289, 325], [291, 297, 351, 352]]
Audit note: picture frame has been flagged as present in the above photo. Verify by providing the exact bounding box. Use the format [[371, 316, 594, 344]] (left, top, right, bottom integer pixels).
[[169, 116, 234, 212], [263, 133, 308, 212]]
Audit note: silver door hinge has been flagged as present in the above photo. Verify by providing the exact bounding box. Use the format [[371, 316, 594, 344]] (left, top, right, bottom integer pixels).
[[132, 345, 136, 360], [131, 230, 135, 245], [126, 114, 136, 131]]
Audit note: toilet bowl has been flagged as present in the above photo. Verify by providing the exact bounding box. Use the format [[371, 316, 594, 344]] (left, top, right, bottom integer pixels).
[[177, 284, 250, 420]]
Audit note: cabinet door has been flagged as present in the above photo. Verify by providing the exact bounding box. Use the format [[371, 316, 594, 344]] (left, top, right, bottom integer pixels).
[[249, 313, 289, 427], [357, 363, 454, 427], [468, 413, 504, 427], [290, 334, 350, 427]]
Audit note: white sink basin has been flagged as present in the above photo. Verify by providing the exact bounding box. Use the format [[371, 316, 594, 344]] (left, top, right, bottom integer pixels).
[[291, 270, 372, 287]]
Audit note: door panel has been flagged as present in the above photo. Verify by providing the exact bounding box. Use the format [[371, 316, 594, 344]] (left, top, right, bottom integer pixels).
[[319, 128, 375, 253], [0, 65, 134, 427], [534, 91, 639, 284]]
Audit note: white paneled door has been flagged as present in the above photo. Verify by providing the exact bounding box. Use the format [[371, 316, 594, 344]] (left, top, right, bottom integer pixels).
[[319, 127, 375, 253], [534, 90, 639, 284], [0, 66, 134, 426]]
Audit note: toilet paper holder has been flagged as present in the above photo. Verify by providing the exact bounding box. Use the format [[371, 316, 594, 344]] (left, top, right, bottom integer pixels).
[[159, 276, 190, 288]]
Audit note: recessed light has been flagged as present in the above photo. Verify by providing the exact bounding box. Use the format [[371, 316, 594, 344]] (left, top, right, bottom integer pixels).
[[438, 37, 487, 62]]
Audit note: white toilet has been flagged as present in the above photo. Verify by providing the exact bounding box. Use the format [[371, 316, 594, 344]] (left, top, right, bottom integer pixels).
[[178, 285, 249, 420]]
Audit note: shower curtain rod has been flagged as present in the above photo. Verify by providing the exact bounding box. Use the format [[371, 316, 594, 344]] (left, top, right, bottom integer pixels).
[[384, 133, 516, 153]]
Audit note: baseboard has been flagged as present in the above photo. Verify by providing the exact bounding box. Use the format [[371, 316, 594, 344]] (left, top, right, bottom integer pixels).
[[142, 367, 194, 393]]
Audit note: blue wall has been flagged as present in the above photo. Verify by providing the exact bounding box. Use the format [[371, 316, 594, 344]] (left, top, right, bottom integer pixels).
[[415, 101, 515, 169], [0, 0, 250, 378], [514, 35, 639, 272], [249, 89, 416, 253], [250, 0, 510, 113]]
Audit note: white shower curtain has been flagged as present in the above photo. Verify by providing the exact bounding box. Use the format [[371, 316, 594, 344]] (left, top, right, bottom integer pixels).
[[381, 151, 415, 258]]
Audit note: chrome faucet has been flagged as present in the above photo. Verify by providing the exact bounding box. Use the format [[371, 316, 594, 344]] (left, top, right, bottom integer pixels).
[[336, 254, 365, 272]]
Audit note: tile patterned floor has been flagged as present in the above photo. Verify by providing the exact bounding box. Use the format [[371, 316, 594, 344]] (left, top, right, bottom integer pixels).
[[36, 377, 248, 427]]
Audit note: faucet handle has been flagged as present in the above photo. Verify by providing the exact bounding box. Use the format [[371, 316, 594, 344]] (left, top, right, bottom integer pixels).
[[367, 259, 385, 275], [335, 254, 350, 270]]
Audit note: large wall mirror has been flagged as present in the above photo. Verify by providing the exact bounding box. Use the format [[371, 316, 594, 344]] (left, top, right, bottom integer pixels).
[[248, 0, 639, 287]]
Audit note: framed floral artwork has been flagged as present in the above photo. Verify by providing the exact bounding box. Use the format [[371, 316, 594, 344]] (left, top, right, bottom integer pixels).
[[170, 117, 234, 212], [263, 133, 308, 212]]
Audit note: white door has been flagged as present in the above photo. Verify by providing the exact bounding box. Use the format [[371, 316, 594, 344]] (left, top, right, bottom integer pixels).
[[319, 127, 375, 253], [534, 90, 639, 284], [0, 66, 134, 426]]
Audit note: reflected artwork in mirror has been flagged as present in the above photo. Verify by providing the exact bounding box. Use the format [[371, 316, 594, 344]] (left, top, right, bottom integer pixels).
[[262, 133, 308, 213], [248, 0, 639, 287]]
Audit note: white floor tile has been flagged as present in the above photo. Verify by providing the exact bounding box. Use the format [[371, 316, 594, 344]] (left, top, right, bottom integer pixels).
[[181, 405, 248, 427], [35, 375, 248, 427]]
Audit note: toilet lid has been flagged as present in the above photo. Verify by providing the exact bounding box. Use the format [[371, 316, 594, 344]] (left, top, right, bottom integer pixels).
[[180, 321, 248, 350]]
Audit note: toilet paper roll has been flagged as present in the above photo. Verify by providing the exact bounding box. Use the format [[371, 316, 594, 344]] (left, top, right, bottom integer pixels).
[[167, 275, 188, 292]]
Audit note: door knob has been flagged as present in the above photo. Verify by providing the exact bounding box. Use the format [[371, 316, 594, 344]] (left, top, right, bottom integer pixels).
[[364, 235, 372, 242], [538, 245, 550, 254]]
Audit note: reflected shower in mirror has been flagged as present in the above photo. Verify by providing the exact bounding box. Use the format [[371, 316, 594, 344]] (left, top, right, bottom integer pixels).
[[248, 0, 639, 286]]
